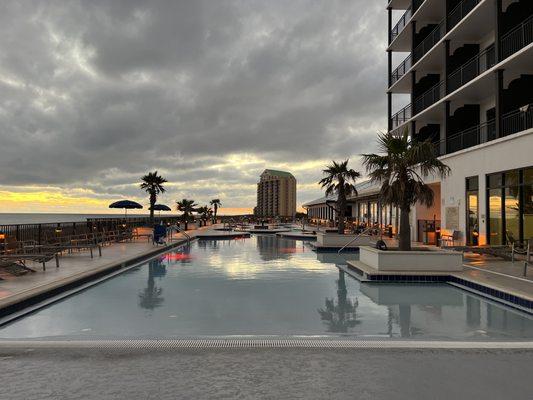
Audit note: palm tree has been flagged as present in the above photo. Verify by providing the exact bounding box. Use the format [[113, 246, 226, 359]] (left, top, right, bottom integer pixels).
[[138, 260, 165, 310], [319, 160, 361, 234], [362, 130, 450, 251], [140, 171, 168, 223], [176, 199, 198, 230], [210, 199, 221, 223], [197, 206, 212, 227]]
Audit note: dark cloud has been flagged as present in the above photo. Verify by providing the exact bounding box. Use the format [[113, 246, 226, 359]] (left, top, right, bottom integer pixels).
[[0, 0, 386, 208]]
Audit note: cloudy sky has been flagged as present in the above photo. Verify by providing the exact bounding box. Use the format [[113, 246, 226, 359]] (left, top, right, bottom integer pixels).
[[0, 0, 388, 215]]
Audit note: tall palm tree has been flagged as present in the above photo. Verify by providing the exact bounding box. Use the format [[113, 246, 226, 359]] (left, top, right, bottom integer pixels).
[[362, 130, 450, 251], [210, 199, 221, 223], [138, 260, 165, 310], [140, 171, 167, 223], [319, 160, 361, 234], [176, 199, 198, 230]]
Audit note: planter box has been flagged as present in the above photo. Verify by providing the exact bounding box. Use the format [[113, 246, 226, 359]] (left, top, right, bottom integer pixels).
[[316, 233, 374, 247], [359, 246, 463, 272]]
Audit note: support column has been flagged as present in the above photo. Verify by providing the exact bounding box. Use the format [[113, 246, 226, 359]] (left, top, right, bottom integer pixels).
[[495, 0, 502, 63], [411, 70, 417, 116], [442, 101, 450, 155], [495, 69, 504, 138], [388, 49, 393, 132], [444, 40, 450, 94], [388, 7, 393, 46]]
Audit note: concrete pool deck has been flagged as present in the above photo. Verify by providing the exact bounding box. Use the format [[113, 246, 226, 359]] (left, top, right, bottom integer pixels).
[[0, 226, 214, 316], [1, 346, 532, 400]]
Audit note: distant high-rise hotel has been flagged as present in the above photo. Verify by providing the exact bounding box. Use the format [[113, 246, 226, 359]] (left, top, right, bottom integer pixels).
[[256, 170, 297, 218]]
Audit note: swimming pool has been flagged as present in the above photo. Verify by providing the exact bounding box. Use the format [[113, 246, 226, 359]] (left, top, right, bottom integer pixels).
[[1, 236, 532, 340]]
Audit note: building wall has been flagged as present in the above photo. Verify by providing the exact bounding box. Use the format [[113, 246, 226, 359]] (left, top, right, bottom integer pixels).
[[256, 171, 297, 218], [410, 129, 533, 244]]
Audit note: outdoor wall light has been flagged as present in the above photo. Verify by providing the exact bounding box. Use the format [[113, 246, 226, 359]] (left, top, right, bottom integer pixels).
[[0, 232, 5, 240], [55, 228, 62, 234]]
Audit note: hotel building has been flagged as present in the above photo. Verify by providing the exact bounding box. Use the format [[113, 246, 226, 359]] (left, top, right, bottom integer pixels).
[[305, 0, 532, 246], [256, 169, 297, 218]]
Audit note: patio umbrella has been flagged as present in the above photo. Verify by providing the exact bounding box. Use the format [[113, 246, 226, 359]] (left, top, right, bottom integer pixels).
[[109, 200, 143, 218], [150, 204, 172, 218]]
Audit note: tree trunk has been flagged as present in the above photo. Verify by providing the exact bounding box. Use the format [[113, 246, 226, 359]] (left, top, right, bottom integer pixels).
[[338, 196, 346, 235], [149, 192, 156, 224], [399, 207, 411, 251]]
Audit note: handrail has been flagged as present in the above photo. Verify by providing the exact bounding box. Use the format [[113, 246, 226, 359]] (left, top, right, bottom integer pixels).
[[390, 6, 412, 43], [338, 227, 375, 254], [169, 224, 191, 244]]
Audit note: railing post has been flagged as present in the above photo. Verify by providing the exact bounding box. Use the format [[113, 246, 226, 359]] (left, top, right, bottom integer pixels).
[[495, 0, 502, 62]]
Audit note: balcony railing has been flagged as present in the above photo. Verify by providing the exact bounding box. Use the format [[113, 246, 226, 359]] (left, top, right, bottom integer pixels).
[[414, 81, 445, 114], [502, 104, 533, 137], [448, 0, 480, 31], [390, 104, 412, 129], [413, 20, 446, 63], [390, 54, 413, 86], [448, 45, 495, 93], [501, 15, 533, 60], [390, 7, 412, 43], [434, 104, 533, 156]]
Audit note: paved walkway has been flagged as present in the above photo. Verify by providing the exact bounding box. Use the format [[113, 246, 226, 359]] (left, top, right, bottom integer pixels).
[[0, 226, 212, 312]]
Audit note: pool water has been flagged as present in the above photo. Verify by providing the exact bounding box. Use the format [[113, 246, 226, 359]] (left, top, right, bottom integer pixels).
[[1, 236, 532, 340]]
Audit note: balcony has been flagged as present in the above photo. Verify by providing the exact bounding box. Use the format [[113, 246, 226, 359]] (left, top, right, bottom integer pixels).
[[501, 15, 533, 60], [414, 81, 445, 114], [390, 7, 412, 43], [390, 54, 413, 86], [413, 20, 446, 63], [390, 103, 412, 130], [448, 0, 480, 31], [435, 104, 533, 156], [448, 45, 495, 93]]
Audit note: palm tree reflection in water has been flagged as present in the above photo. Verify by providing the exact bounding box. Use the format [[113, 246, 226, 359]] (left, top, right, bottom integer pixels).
[[139, 259, 166, 310], [318, 270, 360, 333]]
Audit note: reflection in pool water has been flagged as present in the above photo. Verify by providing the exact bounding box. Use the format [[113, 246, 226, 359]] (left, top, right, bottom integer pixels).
[[0, 236, 532, 340]]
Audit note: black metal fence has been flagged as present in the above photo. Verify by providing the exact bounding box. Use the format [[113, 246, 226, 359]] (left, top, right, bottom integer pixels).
[[0, 216, 183, 244], [502, 104, 533, 137], [413, 20, 445, 63], [414, 81, 445, 115], [390, 6, 412, 43]]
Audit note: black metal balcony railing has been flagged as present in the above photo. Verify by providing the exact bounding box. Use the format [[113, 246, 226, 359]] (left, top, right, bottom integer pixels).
[[413, 20, 446, 63], [448, 0, 480, 31], [390, 54, 413, 86], [502, 104, 533, 137], [441, 120, 496, 156], [390, 103, 412, 129], [433, 104, 533, 156], [448, 45, 495, 93], [390, 7, 412, 43], [414, 81, 445, 114], [501, 15, 533, 60]]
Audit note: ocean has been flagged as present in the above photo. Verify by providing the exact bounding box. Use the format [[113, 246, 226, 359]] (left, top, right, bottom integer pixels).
[[0, 213, 171, 225]]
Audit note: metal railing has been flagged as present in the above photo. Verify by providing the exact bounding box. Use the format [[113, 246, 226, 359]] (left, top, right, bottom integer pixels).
[[448, 45, 495, 93], [501, 15, 533, 60], [413, 80, 445, 114], [413, 20, 446, 63], [390, 54, 412, 86], [448, 0, 480, 31], [338, 227, 374, 254], [502, 104, 533, 137], [433, 105, 532, 157], [390, 6, 412, 43], [0, 216, 183, 244], [390, 103, 412, 129], [442, 120, 496, 155]]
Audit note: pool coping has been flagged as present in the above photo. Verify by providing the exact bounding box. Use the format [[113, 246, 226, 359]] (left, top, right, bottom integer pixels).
[[1, 338, 532, 350], [0, 238, 193, 321]]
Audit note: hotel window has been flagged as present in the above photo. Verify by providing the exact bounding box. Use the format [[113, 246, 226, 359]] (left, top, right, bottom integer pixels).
[[487, 167, 533, 244], [466, 176, 479, 245]]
